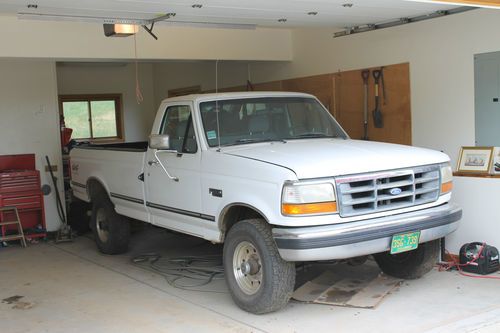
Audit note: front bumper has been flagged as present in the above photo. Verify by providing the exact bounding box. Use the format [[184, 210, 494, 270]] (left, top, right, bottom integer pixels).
[[272, 203, 462, 262]]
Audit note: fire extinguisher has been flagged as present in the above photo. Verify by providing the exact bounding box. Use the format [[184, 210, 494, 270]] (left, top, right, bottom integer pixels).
[[60, 115, 73, 149]]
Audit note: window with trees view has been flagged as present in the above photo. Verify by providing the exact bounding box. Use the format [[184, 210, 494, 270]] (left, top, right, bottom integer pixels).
[[59, 94, 123, 141]]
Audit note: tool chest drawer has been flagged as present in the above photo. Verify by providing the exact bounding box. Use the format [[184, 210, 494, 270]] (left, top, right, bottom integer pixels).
[[0, 194, 42, 210], [0, 170, 40, 194]]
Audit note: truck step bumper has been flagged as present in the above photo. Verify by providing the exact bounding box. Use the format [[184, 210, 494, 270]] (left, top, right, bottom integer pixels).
[[272, 203, 462, 262]]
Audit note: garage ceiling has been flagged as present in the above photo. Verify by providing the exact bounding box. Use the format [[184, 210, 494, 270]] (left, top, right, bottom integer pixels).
[[0, 0, 461, 28]]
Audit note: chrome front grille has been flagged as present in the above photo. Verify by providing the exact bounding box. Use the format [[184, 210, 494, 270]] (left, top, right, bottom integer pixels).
[[335, 165, 440, 217]]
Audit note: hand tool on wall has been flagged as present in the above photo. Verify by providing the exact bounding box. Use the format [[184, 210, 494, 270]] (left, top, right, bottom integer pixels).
[[372, 69, 384, 128], [361, 70, 370, 140], [380, 67, 387, 105], [45, 156, 73, 243]]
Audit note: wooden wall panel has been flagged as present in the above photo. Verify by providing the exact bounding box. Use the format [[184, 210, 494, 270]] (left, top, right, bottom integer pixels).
[[206, 81, 283, 93], [252, 81, 283, 91], [336, 63, 411, 145], [218, 85, 246, 92], [282, 74, 335, 115]]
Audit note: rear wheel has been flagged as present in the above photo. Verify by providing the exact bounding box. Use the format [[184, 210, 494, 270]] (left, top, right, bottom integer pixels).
[[223, 219, 295, 314], [90, 194, 130, 254], [373, 239, 440, 279]]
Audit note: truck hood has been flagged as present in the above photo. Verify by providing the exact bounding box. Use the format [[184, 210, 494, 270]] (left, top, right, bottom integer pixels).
[[222, 139, 449, 179]]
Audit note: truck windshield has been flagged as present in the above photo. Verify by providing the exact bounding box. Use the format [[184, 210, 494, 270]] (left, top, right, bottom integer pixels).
[[200, 97, 347, 147]]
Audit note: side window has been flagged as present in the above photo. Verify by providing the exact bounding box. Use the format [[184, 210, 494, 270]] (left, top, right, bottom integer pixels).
[[160, 105, 198, 153]]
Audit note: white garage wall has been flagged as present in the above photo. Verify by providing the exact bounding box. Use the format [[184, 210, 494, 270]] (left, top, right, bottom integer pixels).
[[0, 60, 63, 232], [57, 63, 156, 142], [0, 15, 292, 61], [448, 177, 500, 254], [249, 9, 500, 253]]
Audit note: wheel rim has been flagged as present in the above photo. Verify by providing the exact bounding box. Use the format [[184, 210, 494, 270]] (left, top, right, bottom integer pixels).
[[95, 207, 109, 243], [233, 241, 263, 295]]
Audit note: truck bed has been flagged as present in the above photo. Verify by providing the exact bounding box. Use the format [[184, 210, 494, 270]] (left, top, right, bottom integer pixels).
[[70, 142, 149, 222]]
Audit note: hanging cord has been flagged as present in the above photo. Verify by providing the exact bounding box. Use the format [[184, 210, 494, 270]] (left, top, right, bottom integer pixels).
[[438, 244, 500, 280], [134, 31, 144, 104], [131, 253, 227, 293]]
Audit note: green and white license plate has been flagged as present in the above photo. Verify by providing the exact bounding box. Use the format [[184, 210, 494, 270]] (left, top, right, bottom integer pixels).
[[390, 231, 421, 254]]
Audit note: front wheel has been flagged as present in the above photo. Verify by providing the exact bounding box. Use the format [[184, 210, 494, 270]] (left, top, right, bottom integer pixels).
[[223, 219, 295, 314], [373, 239, 440, 279]]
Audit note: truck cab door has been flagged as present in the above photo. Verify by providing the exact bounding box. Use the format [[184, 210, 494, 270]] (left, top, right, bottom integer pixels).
[[145, 104, 210, 237]]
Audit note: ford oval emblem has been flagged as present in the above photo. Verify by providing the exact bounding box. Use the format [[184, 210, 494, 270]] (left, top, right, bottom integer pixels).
[[389, 187, 402, 196]]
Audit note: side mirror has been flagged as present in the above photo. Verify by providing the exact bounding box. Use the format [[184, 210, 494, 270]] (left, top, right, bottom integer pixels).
[[149, 134, 170, 150]]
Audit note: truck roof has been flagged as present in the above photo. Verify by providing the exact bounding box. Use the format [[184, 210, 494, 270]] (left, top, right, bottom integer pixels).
[[160, 91, 315, 104]]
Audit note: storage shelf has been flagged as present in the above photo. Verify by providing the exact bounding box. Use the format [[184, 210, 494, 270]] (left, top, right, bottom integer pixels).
[[453, 172, 500, 178]]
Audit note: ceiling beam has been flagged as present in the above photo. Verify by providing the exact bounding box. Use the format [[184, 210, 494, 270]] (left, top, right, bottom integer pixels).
[[334, 6, 475, 38]]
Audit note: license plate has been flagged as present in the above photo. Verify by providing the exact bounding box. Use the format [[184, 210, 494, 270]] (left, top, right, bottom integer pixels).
[[390, 231, 421, 254]]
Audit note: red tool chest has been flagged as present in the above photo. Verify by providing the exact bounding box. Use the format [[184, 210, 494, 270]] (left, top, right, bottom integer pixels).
[[0, 154, 47, 240]]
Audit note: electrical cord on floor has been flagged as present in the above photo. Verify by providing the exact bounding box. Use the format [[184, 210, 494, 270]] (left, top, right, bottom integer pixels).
[[131, 253, 228, 293]]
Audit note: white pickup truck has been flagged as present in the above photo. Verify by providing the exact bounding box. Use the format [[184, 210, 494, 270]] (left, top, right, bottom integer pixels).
[[70, 92, 461, 314]]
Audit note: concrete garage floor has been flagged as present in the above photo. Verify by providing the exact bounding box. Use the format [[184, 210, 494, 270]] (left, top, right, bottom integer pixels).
[[1, 227, 500, 333]]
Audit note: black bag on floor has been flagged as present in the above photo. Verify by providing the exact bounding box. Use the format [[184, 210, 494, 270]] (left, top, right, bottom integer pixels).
[[459, 242, 499, 275]]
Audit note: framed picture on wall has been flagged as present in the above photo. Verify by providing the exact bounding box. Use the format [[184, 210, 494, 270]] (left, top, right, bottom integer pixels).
[[457, 146, 494, 174], [490, 147, 500, 174]]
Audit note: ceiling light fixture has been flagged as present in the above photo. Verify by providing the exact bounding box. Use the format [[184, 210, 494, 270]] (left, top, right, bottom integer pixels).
[[191, 4, 203, 8], [278, 18, 287, 23], [103, 23, 138, 37], [307, 11, 318, 16], [342, 3, 353, 8]]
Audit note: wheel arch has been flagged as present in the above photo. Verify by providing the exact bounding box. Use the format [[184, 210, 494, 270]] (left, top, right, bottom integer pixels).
[[219, 203, 270, 242], [86, 177, 111, 202]]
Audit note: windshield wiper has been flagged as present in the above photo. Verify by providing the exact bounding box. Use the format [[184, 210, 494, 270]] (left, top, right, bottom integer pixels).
[[222, 138, 287, 147], [288, 133, 337, 139]]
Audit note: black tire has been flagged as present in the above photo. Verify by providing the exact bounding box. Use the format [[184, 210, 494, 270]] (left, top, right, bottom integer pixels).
[[223, 219, 295, 314], [373, 239, 440, 279], [90, 194, 130, 254]]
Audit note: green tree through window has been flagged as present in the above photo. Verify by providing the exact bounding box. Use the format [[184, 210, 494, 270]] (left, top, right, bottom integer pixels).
[[60, 94, 123, 141]]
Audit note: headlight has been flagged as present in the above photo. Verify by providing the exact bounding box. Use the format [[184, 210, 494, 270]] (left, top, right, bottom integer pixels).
[[281, 182, 337, 216], [440, 163, 453, 195]]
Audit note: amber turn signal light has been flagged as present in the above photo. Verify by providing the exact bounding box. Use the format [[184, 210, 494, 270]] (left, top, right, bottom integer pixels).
[[282, 202, 337, 215], [441, 181, 453, 194]]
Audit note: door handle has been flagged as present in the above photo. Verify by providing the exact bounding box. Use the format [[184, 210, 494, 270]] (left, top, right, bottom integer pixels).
[[148, 160, 159, 166]]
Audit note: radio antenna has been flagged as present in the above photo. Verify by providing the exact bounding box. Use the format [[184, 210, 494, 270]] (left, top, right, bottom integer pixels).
[[215, 59, 221, 149]]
